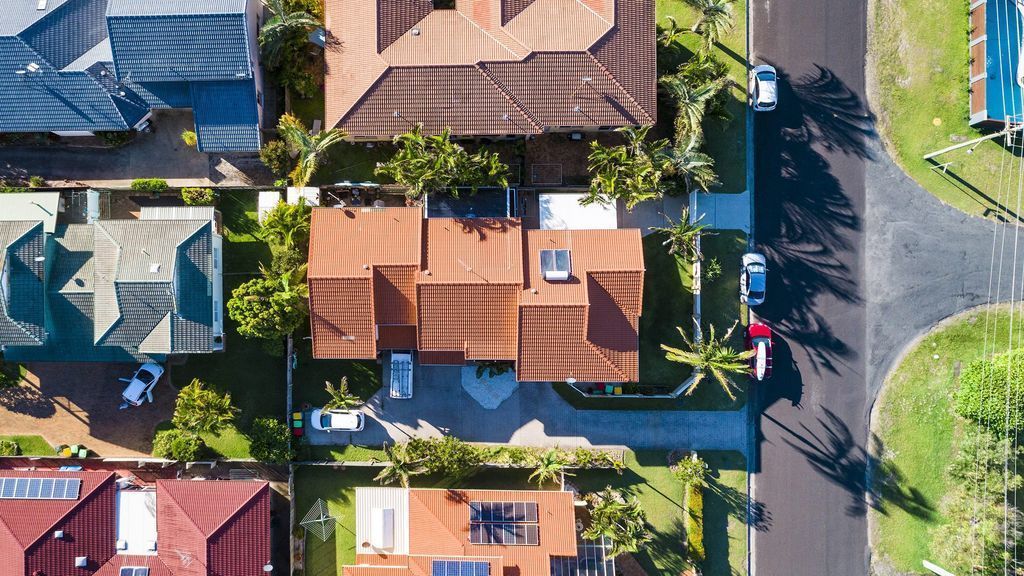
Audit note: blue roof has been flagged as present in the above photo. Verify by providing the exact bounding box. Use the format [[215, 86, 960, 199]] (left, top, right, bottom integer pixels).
[[191, 80, 261, 152], [107, 12, 253, 82], [20, 0, 109, 69], [985, 0, 1024, 122], [106, 0, 247, 16], [128, 80, 193, 108]]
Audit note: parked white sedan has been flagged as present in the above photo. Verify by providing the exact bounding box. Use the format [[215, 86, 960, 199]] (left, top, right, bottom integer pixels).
[[310, 409, 365, 432], [740, 252, 767, 306], [750, 65, 778, 112], [119, 363, 164, 408]]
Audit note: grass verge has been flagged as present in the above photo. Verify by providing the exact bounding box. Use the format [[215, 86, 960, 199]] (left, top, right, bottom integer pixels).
[[640, 232, 695, 388], [871, 0, 1015, 218], [871, 305, 1024, 571], [700, 451, 748, 576], [0, 434, 53, 456]]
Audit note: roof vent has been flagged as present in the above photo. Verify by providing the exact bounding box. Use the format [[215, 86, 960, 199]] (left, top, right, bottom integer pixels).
[[149, 263, 161, 274], [540, 249, 571, 281], [75, 556, 88, 568], [36, 0, 47, 10], [145, 540, 157, 552], [53, 530, 64, 539], [116, 539, 127, 550], [411, 28, 421, 36]]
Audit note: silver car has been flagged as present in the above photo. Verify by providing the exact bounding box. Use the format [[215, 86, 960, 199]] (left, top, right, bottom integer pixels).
[[310, 409, 365, 432], [750, 64, 778, 112], [740, 252, 767, 306]]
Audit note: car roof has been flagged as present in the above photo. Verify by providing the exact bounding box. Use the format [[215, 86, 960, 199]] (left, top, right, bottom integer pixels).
[[748, 323, 772, 338], [326, 411, 361, 428]]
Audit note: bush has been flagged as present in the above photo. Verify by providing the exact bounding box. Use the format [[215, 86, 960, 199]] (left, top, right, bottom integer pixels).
[[0, 187, 31, 193], [249, 417, 293, 464], [131, 178, 169, 193], [260, 140, 293, 178], [0, 358, 21, 389], [172, 379, 238, 434], [181, 187, 216, 206], [227, 276, 308, 340], [703, 257, 722, 283], [97, 131, 134, 147], [955, 349, 1024, 433], [270, 245, 307, 275], [152, 428, 205, 461], [686, 483, 706, 562], [407, 436, 484, 479], [672, 455, 709, 487], [0, 440, 18, 456], [181, 130, 198, 148], [28, 176, 45, 188]]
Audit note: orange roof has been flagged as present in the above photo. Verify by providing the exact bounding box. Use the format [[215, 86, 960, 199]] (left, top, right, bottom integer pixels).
[[307, 208, 645, 382], [343, 489, 574, 576], [324, 0, 656, 137]]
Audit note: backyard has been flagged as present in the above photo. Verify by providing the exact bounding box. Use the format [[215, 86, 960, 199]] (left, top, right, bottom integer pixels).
[[871, 305, 1024, 573], [871, 0, 1015, 218], [294, 449, 746, 576]]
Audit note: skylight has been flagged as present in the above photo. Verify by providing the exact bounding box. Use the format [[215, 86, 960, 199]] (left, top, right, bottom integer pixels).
[[540, 249, 571, 281]]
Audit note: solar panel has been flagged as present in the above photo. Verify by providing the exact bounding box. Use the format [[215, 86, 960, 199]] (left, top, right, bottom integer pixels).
[[469, 523, 539, 545], [0, 478, 82, 500], [119, 568, 150, 576], [469, 501, 539, 523], [431, 560, 490, 576]]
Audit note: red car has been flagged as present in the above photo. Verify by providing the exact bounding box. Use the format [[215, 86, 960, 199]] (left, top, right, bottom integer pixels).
[[745, 323, 773, 381]]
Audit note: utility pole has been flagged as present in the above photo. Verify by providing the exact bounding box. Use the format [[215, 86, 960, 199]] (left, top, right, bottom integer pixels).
[[922, 560, 955, 576], [922, 124, 1024, 161]]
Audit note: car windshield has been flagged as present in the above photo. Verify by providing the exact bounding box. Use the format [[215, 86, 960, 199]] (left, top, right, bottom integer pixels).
[[136, 370, 156, 385], [320, 414, 333, 429], [757, 72, 775, 81], [749, 290, 765, 300], [748, 263, 766, 274]]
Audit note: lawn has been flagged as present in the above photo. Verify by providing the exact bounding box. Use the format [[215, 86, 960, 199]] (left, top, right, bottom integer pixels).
[[871, 305, 1024, 572], [657, 0, 748, 194], [0, 434, 53, 456], [871, 0, 1014, 218], [292, 326, 382, 411], [170, 190, 284, 458], [639, 231, 695, 388], [700, 451, 748, 576]]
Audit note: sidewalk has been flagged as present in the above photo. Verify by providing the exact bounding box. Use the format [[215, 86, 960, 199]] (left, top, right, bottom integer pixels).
[[694, 190, 752, 232]]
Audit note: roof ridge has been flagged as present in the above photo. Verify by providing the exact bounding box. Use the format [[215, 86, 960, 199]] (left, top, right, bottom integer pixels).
[[584, 52, 654, 124], [204, 482, 269, 539], [24, 472, 116, 550], [585, 338, 629, 380], [572, 0, 612, 27], [475, 63, 544, 131], [455, 10, 524, 59]]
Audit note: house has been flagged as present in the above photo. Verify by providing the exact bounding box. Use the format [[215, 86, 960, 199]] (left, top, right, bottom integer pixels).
[[0, 0, 262, 152], [343, 487, 613, 576], [323, 0, 656, 139], [307, 207, 644, 383], [968, 0, 1022, 127], [0, 470, 272, 575], [0, 198, 225, 362]]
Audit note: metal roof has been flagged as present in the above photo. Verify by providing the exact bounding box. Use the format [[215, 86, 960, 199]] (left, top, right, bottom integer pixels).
[[0, 221, 46, 347], [107, 0, 247, 16], [191, 80, 261, 152]]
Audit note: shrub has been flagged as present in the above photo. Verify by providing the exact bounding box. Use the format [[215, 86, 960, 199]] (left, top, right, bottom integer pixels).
[[0, 358, 21, 389], [152, 428, 205, 461], [496, 445, 539, 467], [131, 178, 169, 193], [955, 349, 1024, 433], [260, 140, 293, 178], [181, 130, 198, 148], [0, 187, 31, 193], [172, 379, 238, 434], [28, 176, 45, 188], [248, 417, 293, 464], [686, 483, 706, 562], [181, 187, 216, 206], [407, 436, 484, 479], [672, 455, 709, 487], [227, 276, 307, 340], [270, 245, 307, 275], [0, 440, 18, 456], [97, 131, 133, 147], [703, 257, 722, 283]]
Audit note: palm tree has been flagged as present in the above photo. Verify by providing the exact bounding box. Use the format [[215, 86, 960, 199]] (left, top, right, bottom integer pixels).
[[323, 376, 361, 411], [259, 0, 321, 69], [277, 113, 347, 188], [667, 136, 721, 193], [583, 487, 653, 557], [659, 75, 731, 145], [658, 15, 689, 46], [661, 320, 754, 400], [529, 449, 575, 489], [254, 262, 309, 315], [684, 0, 737, 53], [648, 207, 712, 261], [260, 199, 312, 250], [584, 126, 670, 210], [373, 442, 428, 488]]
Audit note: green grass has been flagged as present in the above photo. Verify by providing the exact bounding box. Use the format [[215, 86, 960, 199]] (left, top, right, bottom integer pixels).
[[872, 0, 1015, 218], [640, 232, 695, 387], [200, 424, 252, 459], [871, 305, 1024, 572], [171, 190, 284, 457], [701, 231, 748, 337], [300, 444, 388, 462], [311, 142, 396, 186], [291, 94, 326, 130], [0, 435, 53, 456], [657, 0, 748, 193], [295, 465, 378, 575], [700, 451, 748, 576], [292, 326, 382, 410]]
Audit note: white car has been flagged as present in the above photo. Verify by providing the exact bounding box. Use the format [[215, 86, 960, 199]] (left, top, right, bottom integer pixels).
[[740, 252, 767, 306], [751, 65, 778, 111], [310, 409, 365, 432], [119, 363, 164, 408]]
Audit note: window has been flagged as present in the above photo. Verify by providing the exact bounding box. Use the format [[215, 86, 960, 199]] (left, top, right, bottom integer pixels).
[[540, 249, 571, 281], [120, 568, 150, 576]]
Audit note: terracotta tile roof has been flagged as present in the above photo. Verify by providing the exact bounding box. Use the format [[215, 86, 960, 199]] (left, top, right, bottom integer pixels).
[[308, 208, 423, 278], [308, 209, 644, 381], [324, 0, 655, 137]]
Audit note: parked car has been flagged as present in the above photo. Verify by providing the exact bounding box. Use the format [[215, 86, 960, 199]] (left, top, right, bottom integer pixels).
[[389, 351, 414, 399], [310, 409, 365, 432], [740, 252, 767, 306], [745, 323, 774, 381], [119, 363, 164, 408], [750, 64, 778, 112]]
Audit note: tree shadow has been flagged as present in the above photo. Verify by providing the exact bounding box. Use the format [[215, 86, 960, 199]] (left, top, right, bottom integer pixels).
[[0, 382, 56, 417], [770, 407, 935, 520]]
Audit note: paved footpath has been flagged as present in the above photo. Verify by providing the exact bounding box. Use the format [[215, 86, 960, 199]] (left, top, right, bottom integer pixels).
[[304, 366, 748, 453], [695, 191, 752, 233]]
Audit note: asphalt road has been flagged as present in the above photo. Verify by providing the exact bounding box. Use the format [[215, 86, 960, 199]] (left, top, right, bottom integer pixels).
[[750, 0, 871, 572]]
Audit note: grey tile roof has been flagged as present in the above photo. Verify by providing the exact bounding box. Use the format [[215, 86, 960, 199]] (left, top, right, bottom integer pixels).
[[191, 80, 261, 152], [20, 0, 109, 69], [106, 0, 247, 16], [107, 12, 253, 82], [0, 0, 71, 37], [0, 221, 46, 347]]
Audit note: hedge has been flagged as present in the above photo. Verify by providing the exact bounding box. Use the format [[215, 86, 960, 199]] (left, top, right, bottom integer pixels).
[[0, 440, 18, 456], [955, 349, 1024, 433], [181, 187, 216, 206], [686, 482, 705, 562], [130, 178, 169, 192]]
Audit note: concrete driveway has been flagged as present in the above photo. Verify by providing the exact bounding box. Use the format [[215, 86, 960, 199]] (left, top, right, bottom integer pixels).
[[0, 363, 174, 457], [304, 365, 749, 453]]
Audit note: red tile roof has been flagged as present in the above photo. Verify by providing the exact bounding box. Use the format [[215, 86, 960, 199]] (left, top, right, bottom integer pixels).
[[324, 0, 656, 137], [0, 471, 270, 576], [308, 208, 645, 382]]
